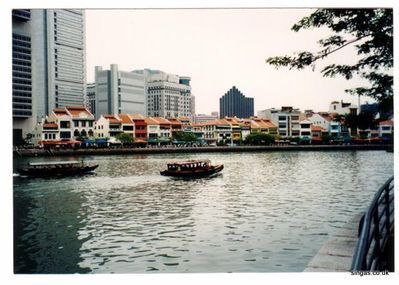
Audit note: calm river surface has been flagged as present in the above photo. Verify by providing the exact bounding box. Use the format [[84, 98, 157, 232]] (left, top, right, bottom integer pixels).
[[13, 150, 393, 273]]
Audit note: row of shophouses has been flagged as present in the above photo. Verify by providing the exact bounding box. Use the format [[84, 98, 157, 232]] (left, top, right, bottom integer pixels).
[[31, 105, 394, 146]]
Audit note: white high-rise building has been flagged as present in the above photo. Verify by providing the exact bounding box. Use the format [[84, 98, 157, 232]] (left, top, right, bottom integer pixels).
[[12, 9, 86, 143], [95, 64, 146, 118], [134, 69, 192, 118]]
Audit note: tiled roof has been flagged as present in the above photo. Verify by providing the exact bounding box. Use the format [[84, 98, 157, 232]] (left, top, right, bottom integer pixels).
[[43, 123, 58, 129], [53, 108, 68, 116], [250, 121, 260, 129], [224, 117, 240, 124], [118, 114, 134, 124], [130, 113, 146, 120], [167, 118, 182, 125], [192, 123, 205, 127], [65, 106, 93, 118], [104, 114, 121, 124], [311, 125, 327, 131], [178, 116, 191, 121], [251, 119, 276, 129], [152, 117, 171, 124], [145, 117, 159, 125], [260, 119, 277, 129], [379, 120, 394, 126], [216, 119, 231, 126], [319, 112, 332, 122]]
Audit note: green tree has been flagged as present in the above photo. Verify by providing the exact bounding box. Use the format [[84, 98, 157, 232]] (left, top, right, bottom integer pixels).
[[344, 113, 359, 136], [245, 133, 275, 145], [357, 111, 376, 130], [266, 9, 393, 112], [116, 133, 134, 145], [172, 131, 197, 142], [321, 134, 332, 144]]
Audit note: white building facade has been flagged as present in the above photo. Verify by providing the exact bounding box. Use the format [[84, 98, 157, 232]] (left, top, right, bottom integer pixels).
[[258, 107, 301, 137], [134, 69, 192, 118], [95, 64, 146, 119], [329, 100, 357, 115]]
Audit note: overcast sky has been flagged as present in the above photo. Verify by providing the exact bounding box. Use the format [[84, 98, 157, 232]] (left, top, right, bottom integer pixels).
[[85, 8, 373, 115]]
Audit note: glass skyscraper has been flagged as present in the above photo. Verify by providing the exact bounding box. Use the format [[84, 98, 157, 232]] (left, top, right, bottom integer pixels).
[[219, 86, 254, 119]]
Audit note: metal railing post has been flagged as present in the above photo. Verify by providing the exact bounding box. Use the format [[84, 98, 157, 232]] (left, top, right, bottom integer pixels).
[[351, 176, 394, 271]]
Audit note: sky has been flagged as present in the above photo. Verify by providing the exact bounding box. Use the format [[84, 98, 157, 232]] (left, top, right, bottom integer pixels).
[[85, 8, 373, 115]]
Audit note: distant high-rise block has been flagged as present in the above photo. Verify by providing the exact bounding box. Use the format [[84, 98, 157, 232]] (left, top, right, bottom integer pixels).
[[133, 69, 192, 118], [219, 86, 254, 119], [95, 64, 146, 118]]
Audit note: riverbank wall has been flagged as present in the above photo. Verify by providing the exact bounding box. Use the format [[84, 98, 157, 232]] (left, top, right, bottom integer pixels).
[[304, 213, 363, 272], [14, 144, 393, 157]]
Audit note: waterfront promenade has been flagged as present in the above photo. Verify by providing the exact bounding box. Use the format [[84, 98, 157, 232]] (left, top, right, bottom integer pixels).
[[305, 213, 362, 272], [14, 144, 393, 157]]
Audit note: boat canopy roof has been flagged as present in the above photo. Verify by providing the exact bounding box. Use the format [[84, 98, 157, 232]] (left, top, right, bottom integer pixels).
[[28, 161, 81, 166], [167, 159, 211, 166]]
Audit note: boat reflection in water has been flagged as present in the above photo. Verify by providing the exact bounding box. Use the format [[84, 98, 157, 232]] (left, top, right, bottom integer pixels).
[[18, 160, 99, 177], [160, 159, 223, 178]]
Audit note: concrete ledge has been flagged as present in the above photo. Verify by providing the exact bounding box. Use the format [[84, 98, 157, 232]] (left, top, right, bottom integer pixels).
[[304, 213, 363, 272]]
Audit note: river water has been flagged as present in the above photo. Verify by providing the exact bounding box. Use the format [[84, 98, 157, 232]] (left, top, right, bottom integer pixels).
[[13, 150, 393, 273]]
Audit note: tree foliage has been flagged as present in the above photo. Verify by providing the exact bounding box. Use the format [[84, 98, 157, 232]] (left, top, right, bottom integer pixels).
[[172, 131, 197, 142], [245, 132, 275, 145], [343, 111, 376, 133], [116, 133, 134, 144], [266, 9, 393, 111]]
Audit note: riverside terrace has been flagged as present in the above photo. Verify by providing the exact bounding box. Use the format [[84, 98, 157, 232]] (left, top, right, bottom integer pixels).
[[14, 144, 393, 157], [26, 106, 394, 149]]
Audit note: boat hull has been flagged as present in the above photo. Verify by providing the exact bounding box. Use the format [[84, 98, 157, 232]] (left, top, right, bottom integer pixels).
[[160, 164, 223, 178], [18, 164, 99, 177]]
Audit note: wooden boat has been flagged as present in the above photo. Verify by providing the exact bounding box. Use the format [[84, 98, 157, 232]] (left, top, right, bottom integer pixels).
[[160, 159, 223, 178], [18, 160, 99, 177]]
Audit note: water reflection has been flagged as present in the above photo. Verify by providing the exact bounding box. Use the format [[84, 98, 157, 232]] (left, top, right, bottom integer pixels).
[[14, 151, 393, 273]]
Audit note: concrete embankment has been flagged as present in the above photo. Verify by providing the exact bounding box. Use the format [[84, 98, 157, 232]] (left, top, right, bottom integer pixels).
[[304, 213, 363, 272], [13, 144, 393, 158]]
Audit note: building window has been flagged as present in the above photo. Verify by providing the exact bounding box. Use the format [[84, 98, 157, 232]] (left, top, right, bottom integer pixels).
[[60, 121, 69, 128], [60, 131, 70, 139]]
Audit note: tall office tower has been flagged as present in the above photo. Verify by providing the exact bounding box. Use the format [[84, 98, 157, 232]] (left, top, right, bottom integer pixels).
[[219, 86, 254, 119], [135, 69, 192, 118], [86, 83, 96, 116], [12, 10, 33, 144], [95, 64, 146, 118], [44, 9, 86, 112], [12, 9, 86, 144]]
